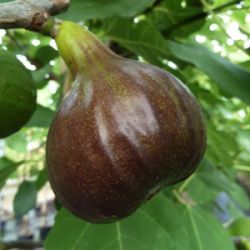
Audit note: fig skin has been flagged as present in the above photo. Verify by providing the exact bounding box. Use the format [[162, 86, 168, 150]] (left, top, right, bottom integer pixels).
[[46, 22, 206, 223]]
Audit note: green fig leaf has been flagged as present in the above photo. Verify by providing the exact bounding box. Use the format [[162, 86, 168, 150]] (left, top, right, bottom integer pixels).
[[0, 49, 37, 138], [45, 195, 177, 250], [178, 206, 235, 250], [13, 169, 48, 216], [143, 194, 235, 250], [5, 132, 28, 153], [166, 41, 250, 105], [148, 0, 205, 37], [104, 18, 169, 65], [35, 168, 48, 190], [198, 166, 250, 210], [26, 105, 55, 128], [31, 64, 51, 89], [14, 180, 37, 216], [186, 176, 218, 204], [46, 194, 234, 250], [104, 18, 250, 104], [0, 158, 23, 190], [46, 209, 175, 250], [205, 123, 239, 167], [33, 45, 58, 66], [59, 0, 155, 21]]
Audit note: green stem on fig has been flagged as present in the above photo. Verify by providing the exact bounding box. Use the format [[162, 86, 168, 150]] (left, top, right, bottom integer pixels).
[[179, 174, 195, 192], [40, 17, 56, 36], [173, 190, 187, 204]]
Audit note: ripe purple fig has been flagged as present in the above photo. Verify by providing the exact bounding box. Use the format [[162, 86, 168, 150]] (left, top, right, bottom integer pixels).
[[46, 21, 206, 223]]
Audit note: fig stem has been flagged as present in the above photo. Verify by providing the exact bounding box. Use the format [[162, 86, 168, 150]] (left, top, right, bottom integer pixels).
[[178, 174, 195, 192], [172, 190, 187, 205]]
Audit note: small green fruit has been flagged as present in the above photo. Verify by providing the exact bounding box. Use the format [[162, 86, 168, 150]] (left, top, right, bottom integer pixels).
[[46, 21, 206, 223], [0, 50, 36, 138], [228, 217, 250, 237]]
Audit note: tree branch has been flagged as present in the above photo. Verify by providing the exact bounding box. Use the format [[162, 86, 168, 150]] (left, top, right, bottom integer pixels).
[[0, 240, 43, 250], [0, 0, 69, 33]]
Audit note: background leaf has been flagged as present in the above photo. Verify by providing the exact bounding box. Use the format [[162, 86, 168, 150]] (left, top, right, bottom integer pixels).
[[104, 18, 250, 104], [179, 206, 235, 250], [166, 41, 250, 105], [60, 0, 155, 21], [35, 168, 48, 190], [26, 105, 55, 128], [0, 158, 23, 189], [33, 45, 58, 66], [13, 180, 37, 216]]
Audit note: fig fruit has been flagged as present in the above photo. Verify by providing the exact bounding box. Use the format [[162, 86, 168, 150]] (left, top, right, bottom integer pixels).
[[46, 21, 206, 223], [228, 217, 250, 237], [0, 49, 36, 139]]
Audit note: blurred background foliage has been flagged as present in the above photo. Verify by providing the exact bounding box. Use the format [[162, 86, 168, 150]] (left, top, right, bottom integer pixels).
[[0, 0, 250, 249]]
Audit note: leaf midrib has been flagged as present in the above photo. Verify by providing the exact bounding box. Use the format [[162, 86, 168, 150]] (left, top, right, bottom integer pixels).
[[186, 206, 204, 250], [116, 223, 123, 250], [71, 224, 90, 250]]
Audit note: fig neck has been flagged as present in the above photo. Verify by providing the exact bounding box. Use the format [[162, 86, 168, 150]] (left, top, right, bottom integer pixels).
[[55, 21, 120, 76]]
